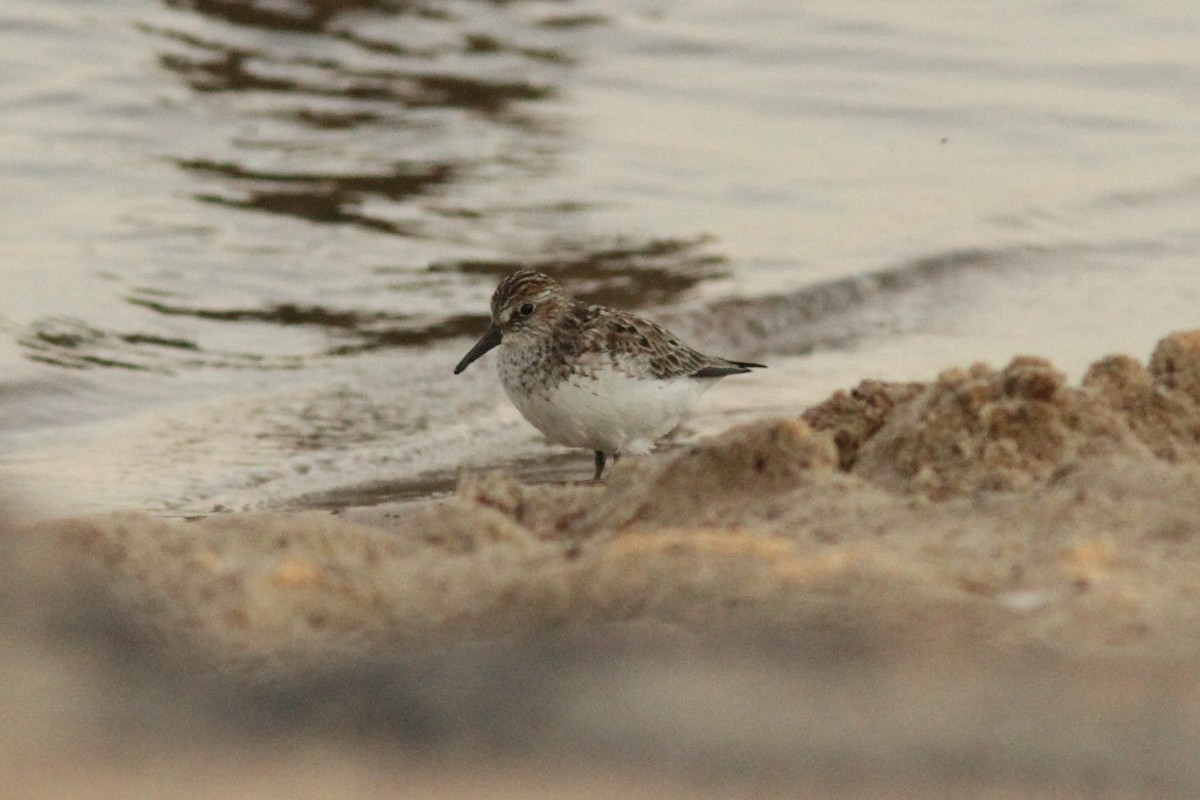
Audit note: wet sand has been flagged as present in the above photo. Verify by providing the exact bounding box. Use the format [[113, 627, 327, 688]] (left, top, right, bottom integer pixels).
[[7, 330, 1200, 796]]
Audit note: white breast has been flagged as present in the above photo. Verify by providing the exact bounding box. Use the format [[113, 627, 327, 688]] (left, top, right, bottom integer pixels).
[[497, 350, 713, 455]]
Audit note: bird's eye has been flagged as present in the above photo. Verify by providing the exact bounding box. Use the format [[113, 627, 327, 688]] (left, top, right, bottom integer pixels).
[[518, 303, 535, 317]]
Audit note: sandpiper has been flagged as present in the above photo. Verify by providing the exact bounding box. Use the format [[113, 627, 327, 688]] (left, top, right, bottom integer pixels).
[[454, 270, 765, 480]]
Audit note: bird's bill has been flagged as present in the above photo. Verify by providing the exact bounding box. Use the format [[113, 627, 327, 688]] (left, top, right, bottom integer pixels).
[[453, 322, 502, 374]]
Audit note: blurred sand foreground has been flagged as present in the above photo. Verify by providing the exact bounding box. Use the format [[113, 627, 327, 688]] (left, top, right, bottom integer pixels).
[[6, 331, 1200, 798]]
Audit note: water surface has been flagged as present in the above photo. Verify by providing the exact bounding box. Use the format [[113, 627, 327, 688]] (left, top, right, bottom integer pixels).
[[2, 0, 1198, 512]]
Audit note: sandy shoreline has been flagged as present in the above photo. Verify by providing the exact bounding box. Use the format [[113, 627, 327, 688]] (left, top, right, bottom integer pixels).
[[6, 330, 1200, 796]]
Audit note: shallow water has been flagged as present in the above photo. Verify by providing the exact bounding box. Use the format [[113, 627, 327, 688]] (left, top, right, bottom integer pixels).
[[2, 0, 1199, 513]]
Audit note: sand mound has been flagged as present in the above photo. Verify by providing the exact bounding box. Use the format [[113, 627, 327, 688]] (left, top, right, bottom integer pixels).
[[804, 331, 1200, 497]]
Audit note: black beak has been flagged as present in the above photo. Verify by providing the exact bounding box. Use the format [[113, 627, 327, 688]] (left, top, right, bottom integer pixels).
[[453, 322, 502, 374]]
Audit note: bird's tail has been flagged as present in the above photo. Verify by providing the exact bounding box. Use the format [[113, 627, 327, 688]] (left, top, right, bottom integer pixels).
[[690, 359, 766, 378]]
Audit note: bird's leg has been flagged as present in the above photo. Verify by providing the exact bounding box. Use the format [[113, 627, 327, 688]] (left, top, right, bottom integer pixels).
[[593, 450, 606, 481]]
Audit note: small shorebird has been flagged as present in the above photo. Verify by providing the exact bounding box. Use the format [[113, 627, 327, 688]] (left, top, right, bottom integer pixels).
[[453, 269, 765, 480]]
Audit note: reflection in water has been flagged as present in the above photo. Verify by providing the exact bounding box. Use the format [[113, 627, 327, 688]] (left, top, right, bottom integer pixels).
[[106, 238, 726, 363], [19, 316, 304, 372], [21, 318, 192, 372], [163, 0, 422, 35], [11, 0, 724, 373], [179, 158, 456, 233], [151, 0, 571, 119], [14, 0, 713, 372], [153, 26, 556, 113]]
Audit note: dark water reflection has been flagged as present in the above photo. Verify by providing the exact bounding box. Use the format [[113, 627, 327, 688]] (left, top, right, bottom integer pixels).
[[21, 318, 200, 372], [8, 0, 718, 376], [179, 158, 457, 233], [152, 23, 558, 112], [106, 237, 725, 361], [164, 0, 436, 36], [15, 0, 714, 375]]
